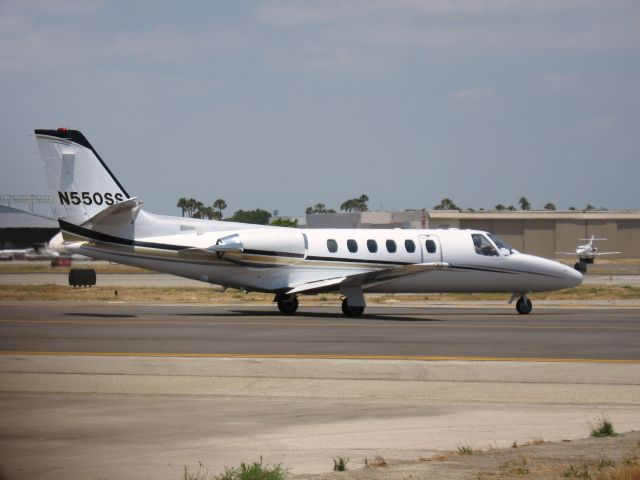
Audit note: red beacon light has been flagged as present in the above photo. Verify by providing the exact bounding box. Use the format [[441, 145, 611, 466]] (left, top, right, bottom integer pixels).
[[57, 127, 68, 133]]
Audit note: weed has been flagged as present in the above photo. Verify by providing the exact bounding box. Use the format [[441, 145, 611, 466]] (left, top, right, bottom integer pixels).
[[564, 463, 591, 478], [365, 455, 387, 468], [457, 445, 473, 455], [591, 416, 617, 438], [333, 457, 349, 472], [501, 456, 530, 475], [216, 458, 286, 480], [598, 458, 616, 470], [183, 462, 212, 480], [593, 463, 640, 479], [512, 441, 518, 448]]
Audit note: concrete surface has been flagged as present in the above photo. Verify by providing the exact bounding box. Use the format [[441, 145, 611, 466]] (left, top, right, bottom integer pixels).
[[0, 355, 639, 479]]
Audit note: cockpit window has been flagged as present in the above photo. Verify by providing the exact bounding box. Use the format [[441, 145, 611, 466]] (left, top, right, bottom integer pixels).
[[471, 234, 498, 257], [488, 234, 514, 254]]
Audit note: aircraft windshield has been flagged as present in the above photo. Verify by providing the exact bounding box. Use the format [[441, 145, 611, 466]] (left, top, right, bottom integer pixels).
[[488, 234, 514, 254], [471, 233, 498, 256]]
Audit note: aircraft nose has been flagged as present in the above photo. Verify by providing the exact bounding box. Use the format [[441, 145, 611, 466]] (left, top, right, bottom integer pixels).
[[561, 264, 583, 288]]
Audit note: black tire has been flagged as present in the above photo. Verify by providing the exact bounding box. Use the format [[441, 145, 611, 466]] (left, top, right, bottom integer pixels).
[[574, 262, 587, 273], [341, 298, 365, 317], [277, 296, 299, 315], [516, 297, 532, 315]]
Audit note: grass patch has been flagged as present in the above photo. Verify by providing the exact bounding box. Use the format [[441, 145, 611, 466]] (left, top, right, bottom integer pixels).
[[564, 463, 591, 478], [591, 416, 617, 438], [217, 459, 286, 480], [1, 284, 639, 303], [501, 455, 530, 475]]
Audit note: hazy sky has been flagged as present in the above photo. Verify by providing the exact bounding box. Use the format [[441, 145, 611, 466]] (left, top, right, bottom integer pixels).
[[1, 0, 639, 217]]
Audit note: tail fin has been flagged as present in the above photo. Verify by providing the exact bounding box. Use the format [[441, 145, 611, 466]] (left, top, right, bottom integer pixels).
[[35, 128, 133, 227]]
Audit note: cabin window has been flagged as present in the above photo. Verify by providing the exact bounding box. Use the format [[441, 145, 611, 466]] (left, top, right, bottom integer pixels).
[[472, 233, 498, 256], [386, 239, 397, 253], [347, 239, 358, 253], [404, 239, 416, 253], [367, 239, 378, 253], [327, 239, 338, 253], [425, 239, 437, 254]]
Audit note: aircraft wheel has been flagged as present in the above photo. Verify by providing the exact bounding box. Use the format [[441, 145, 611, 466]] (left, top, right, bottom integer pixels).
[[341, 298, 365, 317], [516, 296, 532, 315], [277, 295, 299, 315], [574, 262, 587, 274]]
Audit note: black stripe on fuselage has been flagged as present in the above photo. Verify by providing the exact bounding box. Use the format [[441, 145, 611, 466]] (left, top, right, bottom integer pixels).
[[450, 264, 563, 279], [306, 255, 409, 266]]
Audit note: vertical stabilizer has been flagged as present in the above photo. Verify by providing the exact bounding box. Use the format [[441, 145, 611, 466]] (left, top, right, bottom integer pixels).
[[35, 128, 130, 227]]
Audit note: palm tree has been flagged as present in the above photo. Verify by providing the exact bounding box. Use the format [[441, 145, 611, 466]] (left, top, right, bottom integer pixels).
[[434, 198, 459, 210], [340, 199, 355, 212], [213, 198, 227, 218], [176, 197, 188, 217], [518, 197, 531, 210]]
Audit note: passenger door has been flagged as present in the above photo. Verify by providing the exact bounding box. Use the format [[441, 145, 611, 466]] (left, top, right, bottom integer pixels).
[[419, 234, 442, 263]]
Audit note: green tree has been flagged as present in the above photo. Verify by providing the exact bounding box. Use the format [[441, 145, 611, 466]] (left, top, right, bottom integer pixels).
[[585, 204, 596, 211], [544, 202, 556, 210], [213, 198, 227, 218], [569, 206, 576, 211], [271, 217, 299, 227], [518, 197, 531, 210], [356, 194, 369, 212], [228, 209, 272, 225], [176, 197, 188, 217], [507, 205, 516, 211], [433, 198, 459, 210], [192, 200, 205, 218], [340, 199, 355, 212], [305, 203, 335, 214], [494, 204, 506, 211]]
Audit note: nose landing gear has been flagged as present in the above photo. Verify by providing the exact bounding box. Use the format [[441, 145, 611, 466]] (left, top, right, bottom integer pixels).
[[515, 295, 532, 314]]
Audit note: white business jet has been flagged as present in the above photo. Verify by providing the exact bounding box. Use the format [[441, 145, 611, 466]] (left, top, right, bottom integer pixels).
[[35, 128, 582, 316], [557, 235, 620, 273]]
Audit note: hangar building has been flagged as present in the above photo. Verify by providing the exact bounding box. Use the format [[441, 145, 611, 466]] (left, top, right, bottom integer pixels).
[[0, 205, 58, 250]]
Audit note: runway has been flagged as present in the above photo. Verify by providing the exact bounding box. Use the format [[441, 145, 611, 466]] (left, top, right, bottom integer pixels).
[[1, 302, 639, 479], [1, 303, 639, 360]]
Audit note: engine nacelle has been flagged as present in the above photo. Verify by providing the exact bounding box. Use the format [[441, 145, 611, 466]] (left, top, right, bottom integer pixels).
[[217, 229, 307, 258]]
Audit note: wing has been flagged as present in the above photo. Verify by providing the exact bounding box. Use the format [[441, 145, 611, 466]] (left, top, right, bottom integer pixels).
[[593, 251, 621, 256], [555, 252, 578, 256], [287, 262, 449, 295]]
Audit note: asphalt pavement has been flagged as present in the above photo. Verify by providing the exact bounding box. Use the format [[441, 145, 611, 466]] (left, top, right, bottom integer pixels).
[[1, 303, 639, 360]]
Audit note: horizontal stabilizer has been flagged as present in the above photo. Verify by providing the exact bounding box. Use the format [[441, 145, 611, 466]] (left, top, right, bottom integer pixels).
[[81, 197, 142, 227], [287, 262, 449, 295]]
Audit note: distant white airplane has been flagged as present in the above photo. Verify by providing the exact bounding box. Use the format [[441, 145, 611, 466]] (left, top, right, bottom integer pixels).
[[557, 235, 620, 272], [0, 248, 36, 260], [34, 128, 582, 315]]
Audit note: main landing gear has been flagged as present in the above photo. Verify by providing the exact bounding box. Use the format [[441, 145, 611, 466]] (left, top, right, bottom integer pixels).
[[515, 295, 533, 315], [341, 297, 365, 317], [275, 293, 299, 314], [274, 292, 367, 317]]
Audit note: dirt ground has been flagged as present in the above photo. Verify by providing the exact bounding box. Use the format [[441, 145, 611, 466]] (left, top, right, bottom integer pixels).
[[292, 431, 640, 480]]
